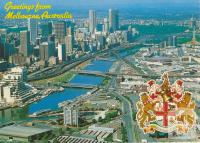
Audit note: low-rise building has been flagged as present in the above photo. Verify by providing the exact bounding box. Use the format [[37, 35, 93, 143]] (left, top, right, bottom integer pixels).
[[80, 124, 115, 141], [0, 125, 52, 142], [51, 135, 109, 143]]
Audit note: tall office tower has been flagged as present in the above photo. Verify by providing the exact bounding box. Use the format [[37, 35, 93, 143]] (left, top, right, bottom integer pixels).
[[109, 9, 119, 32], [19, 30, 31, 57], [39, 42, 55, 61], [0, 35, 6, 59], [66, 26, 74, 35], [103, 18, 109, 33], [40, 22, 53, 40], [172, 36, 178, 47], [89, 10, 96, 33], [0, 31, 15, 61], [53, 21, 66, 42], [57, 43, 66, 62], [66, 26, 74, 48], [65, 35, 73, 53], [190, 16, 197, 29], [167, 36, 173, 47], [178, 47, 184, 57], [0, 45, 4, 59], [28, 19, 38, 44], [63, 106, 79, 126], [95, 34, 106, 49]]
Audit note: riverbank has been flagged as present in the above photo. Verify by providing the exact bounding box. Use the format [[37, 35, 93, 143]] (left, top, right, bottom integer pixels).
[[30, 87, 99, 118], [0, 86, 65, 112], [23, 87, 65, 107], [30, 60, 92, 85], [0, 45, 141, 121]]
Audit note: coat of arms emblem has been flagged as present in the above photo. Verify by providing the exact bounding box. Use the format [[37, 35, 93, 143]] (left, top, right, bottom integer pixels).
[[136, 73, 196, 134]]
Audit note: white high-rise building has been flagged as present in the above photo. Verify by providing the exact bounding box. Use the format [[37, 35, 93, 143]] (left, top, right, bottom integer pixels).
[[89, 10, 96, 33], [57, 43, 66, 62], [63, 105, 78, 126], [28, 18, 38, 44], [103, 18, 109, 33]]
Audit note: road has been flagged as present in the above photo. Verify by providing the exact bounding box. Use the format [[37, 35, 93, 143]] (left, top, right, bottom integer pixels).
[[105, 59, 139, 143], [106, 47, 154, 143], [111, 91, 138, 143]]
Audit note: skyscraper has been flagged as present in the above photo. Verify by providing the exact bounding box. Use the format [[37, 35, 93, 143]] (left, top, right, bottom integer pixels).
[[66, 26, 74, 48], [28, 19, 38, 44], [109, 9, 119, 32], [40, 22, 53, 40], [19, 30, 31, 57], [89, 10, 96, 33], [0, 43, 4, 59], [167, 36, 173, 47], [39, 42, 55, 61], [167, 36, 178, 47], [65, 35, 73, 54], [172, 36, 178, 47], [53, 21, 66, 42], [0, 35, 8, 60], [57, 43, 66, 62], [103, 18, 109, 33]]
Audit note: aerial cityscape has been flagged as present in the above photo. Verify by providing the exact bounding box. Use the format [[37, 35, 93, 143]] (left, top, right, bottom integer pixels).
[[0, 0, 200, 142]]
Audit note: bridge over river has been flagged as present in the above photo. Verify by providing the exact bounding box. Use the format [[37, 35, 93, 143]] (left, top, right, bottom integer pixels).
[[61, 83, 97, 89], [72, 70, 111, 78]]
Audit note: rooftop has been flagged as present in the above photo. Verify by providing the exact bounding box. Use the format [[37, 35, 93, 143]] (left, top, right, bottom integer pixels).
[[0, 125, 51, 138]]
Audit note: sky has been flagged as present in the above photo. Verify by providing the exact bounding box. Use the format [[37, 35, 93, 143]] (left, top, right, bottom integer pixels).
[[1, 0, 199, 7], [0, 0, 199, 16]]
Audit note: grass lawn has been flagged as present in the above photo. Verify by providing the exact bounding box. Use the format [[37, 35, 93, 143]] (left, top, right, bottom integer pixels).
[[32, 71, 75, 85]]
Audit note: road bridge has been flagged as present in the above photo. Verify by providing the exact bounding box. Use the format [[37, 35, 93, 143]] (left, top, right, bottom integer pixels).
[[95, 57, 115, 62], [61, 83, 97, 89], [73, 70, 111, 78]]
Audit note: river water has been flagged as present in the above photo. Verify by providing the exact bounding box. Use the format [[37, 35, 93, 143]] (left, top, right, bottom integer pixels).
[[0, 60, 113, 123], [28, 60, 113, 114], [0, 46, 142, 123]]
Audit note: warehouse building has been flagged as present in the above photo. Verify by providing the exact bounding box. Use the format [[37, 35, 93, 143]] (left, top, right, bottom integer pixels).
[[0, 125, 52, 142]]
